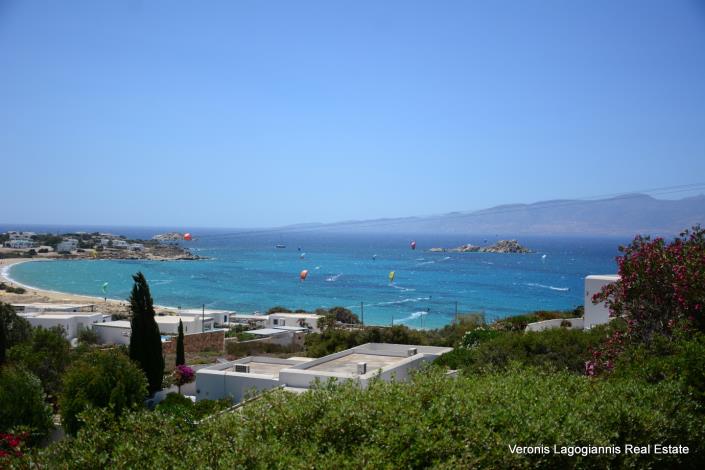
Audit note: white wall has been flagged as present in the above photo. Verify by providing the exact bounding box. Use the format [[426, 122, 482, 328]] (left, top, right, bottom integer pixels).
[[524, 318, 584, 332], [196, 369, 280, 403], [584, 275, 619, 328], [93, 325, 131, 345], [26, 313, 104, 340]]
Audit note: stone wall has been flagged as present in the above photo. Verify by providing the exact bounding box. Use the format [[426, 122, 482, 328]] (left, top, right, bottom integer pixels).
[[163, 329, 224, 354]]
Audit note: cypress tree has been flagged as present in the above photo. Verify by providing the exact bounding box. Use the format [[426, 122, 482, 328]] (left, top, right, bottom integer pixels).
[[128, 272, 164, 395], [176, 319, 185, 366]]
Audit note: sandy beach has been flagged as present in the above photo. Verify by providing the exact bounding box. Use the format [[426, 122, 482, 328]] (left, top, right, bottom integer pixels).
[[0, 258, 178, 316]]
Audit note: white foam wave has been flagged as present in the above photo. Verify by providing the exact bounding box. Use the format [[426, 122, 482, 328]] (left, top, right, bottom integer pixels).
[[325, 273, 343, 282], [396, 310, 429, 323], [525, 282, 570, 292], [376, 296, 429, 306]]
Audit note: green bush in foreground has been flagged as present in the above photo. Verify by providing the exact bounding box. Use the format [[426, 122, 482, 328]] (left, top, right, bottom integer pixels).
[[59, 350, 148, 435], [33, 368, 705, 468], [0, 365, 53, 443], [436, 325, 612, 374]]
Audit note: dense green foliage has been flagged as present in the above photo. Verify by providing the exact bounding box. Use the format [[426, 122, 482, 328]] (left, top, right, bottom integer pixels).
[[33, 368, 705, 468], [8, 326, 71, 398], [0, 365, 52, 442], [128, 272, 164, 395], [59, 350, 148, 435], [436, 325, 613, 374], [77, 326, 99, 345], [176, 320, 185, 367], [0, 303, 31, 351], [155, 393, 231, 422]]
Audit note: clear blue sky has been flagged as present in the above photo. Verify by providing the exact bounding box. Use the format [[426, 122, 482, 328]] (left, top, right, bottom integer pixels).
[[1, 0, 704, 228]]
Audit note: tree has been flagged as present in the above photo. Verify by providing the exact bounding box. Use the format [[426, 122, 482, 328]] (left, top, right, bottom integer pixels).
[[176, 320, 185, 367], [594, 226, 705, 344], [266, 306, 291, 315], [0, 303, 31, 351], [59, 349, 147, 435], [328, 306, 361, 324], [128, 272, 164, 396], [0, 365, 53, 442], [8, 326, 71, 398]]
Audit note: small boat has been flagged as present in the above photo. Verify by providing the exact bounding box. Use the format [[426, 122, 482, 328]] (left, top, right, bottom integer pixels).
[[275, 244, 286, 249]]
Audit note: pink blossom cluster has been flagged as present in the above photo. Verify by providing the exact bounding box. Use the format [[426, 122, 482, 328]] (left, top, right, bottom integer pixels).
[[173, 364, 195, 387]]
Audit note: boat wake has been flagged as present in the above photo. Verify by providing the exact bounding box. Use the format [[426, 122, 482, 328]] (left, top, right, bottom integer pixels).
[[325, 273, 343, 282]]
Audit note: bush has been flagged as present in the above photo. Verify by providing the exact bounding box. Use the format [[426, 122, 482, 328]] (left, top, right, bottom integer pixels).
[[8, 326, 71, 398], [594, 226, 705, 343], [439, 326, 611, 375], [59, 349, 148, 435], [155, 393, 230, 422], [77, 326, 99, 345], [30, 368, 705, 468], [0, 366, 53, 442]]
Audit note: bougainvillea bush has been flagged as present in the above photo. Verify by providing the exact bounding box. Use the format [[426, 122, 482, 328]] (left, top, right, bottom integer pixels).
[[172, 364, 195, 393], [587, 226, 705, 375], [594, 226, 705, 342]]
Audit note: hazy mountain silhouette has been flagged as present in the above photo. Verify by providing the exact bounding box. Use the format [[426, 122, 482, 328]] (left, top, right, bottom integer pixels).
[[308, 194, 705, 236]]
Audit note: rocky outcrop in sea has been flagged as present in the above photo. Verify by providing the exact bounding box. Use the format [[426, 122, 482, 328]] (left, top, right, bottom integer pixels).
[[430, 239, 532, 254]]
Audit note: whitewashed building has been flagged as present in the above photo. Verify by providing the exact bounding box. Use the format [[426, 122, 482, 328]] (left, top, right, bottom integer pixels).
[[56, 239, 79, 253], [195, 343, 452, 403], [584, 274, 620, 329], [267, 312, 324, 333], [21, 311, 108, 340]]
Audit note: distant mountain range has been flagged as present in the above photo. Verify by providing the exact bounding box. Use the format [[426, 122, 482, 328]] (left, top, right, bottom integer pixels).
[[297, 194, 705, 236]]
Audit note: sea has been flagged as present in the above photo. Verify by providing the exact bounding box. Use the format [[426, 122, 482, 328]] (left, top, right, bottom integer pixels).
[[3, 225, 626, 329]]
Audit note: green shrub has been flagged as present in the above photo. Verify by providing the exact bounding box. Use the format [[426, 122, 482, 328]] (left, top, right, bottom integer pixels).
[[8, 326, 71, 398], [443, 326, 610, 375], [59, 349, 148, 435], [31, 368, 705, 468], [0, 365, 53, 442]]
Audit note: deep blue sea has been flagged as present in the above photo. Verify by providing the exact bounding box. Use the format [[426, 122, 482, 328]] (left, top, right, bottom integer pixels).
[[3, 225, 626, 328]]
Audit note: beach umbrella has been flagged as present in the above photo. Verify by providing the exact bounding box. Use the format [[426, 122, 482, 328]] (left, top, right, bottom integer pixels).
[[300, 270, 309, 282], [410, 241, 416, 250], [388, 271, 395, 283]]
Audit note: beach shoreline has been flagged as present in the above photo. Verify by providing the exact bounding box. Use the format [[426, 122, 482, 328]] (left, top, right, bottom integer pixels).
[[0, 258, 179, 315]]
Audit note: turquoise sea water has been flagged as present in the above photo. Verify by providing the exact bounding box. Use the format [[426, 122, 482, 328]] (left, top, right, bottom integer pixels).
[[6, 230, 624, 329]]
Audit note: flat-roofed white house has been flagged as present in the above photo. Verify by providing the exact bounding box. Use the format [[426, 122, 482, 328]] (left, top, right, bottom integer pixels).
[[93, 320, 132, 345], [195, 356, 313, 403], [12, 303, 96, 313], [179, 309, 235, 327], [4, 239, 35, 249], [155, 315, 214, 334], [195, 343, 452, 403], [267, 312, 324, 332], [21, 311, 108, 340], [584, 274, 620, 329], [56, 239, 79, 253]]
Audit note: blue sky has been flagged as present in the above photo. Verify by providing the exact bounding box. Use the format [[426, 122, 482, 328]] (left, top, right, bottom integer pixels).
[[1, 0, 704, 228]]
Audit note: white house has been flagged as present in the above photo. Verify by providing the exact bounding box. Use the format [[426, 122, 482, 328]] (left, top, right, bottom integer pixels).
[[267, 312, 324, 333], [195, 343, 452, 403], [584, 274, 620, 329], [12, 303, 96, 313], [4, 239, 35, 249], [111, 240, 129, 249], [128, 243, 144, 251], [56, 239, 79, 253], [154, 315, 214, 334], [179, 309, 235, 327], [92, 320, 132, 345], [22, 311, 107, 340]]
